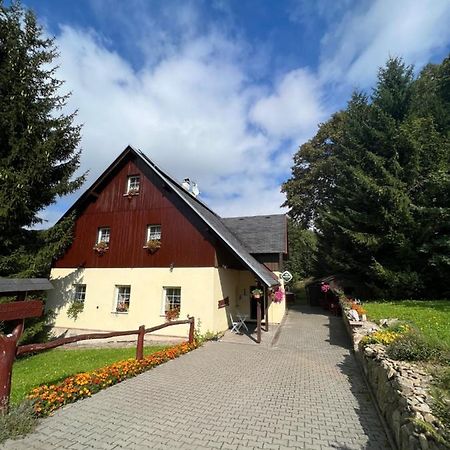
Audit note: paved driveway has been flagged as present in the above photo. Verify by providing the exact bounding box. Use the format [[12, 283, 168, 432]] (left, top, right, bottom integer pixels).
[[3, 306, 391, 450]]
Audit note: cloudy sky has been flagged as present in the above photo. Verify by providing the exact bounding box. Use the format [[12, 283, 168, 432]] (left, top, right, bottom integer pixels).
[[25, 0, 450, 226]]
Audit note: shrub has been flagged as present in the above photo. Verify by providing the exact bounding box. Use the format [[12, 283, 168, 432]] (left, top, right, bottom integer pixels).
[[360, 327, 407, 347], [0, 401, 37, 444], [386, 332, 449, 362]]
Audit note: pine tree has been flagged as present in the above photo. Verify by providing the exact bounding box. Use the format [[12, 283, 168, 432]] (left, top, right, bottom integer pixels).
[[0, 1, 84, 277], [284, 56, 450, 298]]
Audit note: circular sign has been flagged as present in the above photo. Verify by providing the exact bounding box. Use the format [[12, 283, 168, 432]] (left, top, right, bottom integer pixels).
[[281, 271, 293, 283]]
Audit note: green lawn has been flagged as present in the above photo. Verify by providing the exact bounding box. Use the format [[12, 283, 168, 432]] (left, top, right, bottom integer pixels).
[[364, 300, 450, 347], [11, 345, 166, 404]]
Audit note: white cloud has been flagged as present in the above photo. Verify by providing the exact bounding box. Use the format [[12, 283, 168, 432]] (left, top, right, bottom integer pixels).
[[53, 26, 293, 220], [250, 69, 325, 140], [319, 0, 450, 87]]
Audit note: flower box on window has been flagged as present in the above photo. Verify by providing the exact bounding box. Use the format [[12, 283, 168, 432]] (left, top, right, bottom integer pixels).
[[93, 241, 109, 254], [143, 239, 161, 253], [165, 307, 180, 322], [124, 188, 139, 199], [116, 302, 129, 313]]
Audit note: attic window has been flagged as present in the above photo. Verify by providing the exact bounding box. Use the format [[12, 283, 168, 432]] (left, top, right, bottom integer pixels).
[[97, 227, 110, 244], [147, 225, 161, 241], [126, 175, 140, 194]]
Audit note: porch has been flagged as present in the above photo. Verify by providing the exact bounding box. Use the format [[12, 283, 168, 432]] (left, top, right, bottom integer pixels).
[[219, 320, 281, 347]]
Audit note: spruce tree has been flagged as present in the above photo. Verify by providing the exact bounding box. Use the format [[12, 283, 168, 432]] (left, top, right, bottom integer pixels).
[[0, 1, 84, 277]]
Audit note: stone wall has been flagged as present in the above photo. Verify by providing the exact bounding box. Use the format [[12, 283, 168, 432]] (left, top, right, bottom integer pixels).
[[341, 311, 449, 450]]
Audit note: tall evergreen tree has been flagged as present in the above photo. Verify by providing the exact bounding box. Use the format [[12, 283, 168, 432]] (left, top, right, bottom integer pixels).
[[283, 56, 450, 298], [0, 1, 84, 277]]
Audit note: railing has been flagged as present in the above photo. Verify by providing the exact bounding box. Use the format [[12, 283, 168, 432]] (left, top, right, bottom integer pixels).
[[17, 317, 195, 359]]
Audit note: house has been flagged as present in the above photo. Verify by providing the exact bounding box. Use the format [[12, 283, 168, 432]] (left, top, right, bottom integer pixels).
[[47, 146, 288, 338]]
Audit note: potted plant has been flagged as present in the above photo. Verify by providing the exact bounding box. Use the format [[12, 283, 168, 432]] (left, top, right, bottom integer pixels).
[[125, 188, 139, 198], [67, 301, 84, 320], [93, 241, 109, 254], [251, 288, 263, 299], [116, 302, 129, 313], [165, 307, 180, 322], [144, 239, 161, 253]]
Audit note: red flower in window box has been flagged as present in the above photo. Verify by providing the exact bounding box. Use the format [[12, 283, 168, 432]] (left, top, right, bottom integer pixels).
[[93, 241, 109, 255]]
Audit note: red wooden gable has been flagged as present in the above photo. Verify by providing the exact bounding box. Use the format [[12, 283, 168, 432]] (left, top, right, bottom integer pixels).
[[54, 155, 217, 268]]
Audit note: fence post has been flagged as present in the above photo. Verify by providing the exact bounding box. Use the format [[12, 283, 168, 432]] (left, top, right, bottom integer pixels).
[[136, 325, 145, 360], [188, 317, 195, 344]]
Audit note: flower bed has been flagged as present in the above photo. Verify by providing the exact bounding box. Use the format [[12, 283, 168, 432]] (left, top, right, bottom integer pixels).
[[28, 341, 197, 417]]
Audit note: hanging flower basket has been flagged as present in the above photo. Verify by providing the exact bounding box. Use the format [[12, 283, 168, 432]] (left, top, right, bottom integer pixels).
[[144, 239, 161, 253], [251, 288, 263, 299], [321, 282, 330, 293], [93, 241, 109, 255]]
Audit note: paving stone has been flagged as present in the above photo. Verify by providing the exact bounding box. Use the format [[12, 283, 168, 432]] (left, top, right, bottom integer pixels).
[[1, 305, 390, 450]]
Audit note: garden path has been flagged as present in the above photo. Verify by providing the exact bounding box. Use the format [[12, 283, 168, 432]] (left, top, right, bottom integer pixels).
[[2, 305, 391, 449]]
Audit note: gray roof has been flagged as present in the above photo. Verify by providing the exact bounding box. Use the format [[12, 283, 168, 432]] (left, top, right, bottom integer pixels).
[[0, 278, 53, 294], [222, 215, 287, 254], [136, 149, 279, 287]]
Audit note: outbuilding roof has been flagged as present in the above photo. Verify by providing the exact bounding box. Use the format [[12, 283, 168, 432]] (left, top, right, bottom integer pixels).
[[0, 278, 53, 294], [222, 215, 287, 254]]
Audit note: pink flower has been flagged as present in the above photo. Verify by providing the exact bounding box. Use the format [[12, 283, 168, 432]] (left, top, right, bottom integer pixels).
[[321, 283, 330, 293]]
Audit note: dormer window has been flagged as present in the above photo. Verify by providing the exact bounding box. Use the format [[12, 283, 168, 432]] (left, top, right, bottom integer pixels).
[[126, 175, 140, 195]]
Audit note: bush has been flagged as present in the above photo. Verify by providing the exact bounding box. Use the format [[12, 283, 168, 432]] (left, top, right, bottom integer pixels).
[[0, 401, 37, 444], [386, 332, 449, 363]]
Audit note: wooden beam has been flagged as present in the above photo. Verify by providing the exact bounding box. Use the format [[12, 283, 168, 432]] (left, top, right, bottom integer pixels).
[[0, 300, 43, 322], [256, 299, 261, 343]]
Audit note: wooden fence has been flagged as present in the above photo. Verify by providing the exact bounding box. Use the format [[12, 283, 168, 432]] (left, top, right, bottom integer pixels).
[[17, 317, 195, 359]]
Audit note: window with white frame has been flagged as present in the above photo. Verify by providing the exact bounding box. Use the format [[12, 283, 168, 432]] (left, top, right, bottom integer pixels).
[[127, 175, 140, 193], [97, 227, 110, 244], [146, 225, 161, 241], [73, 284, 86, 303], [115, 286, 131, 313], [163, 287, 181, 314]]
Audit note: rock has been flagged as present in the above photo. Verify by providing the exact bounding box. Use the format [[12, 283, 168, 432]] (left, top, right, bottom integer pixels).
[[416, 403, 432, 414], [419, 433, 429, 450], [365, 347, 375, 357]]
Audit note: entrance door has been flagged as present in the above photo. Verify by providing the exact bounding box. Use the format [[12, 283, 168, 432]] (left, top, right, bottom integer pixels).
[[250, 286, 265, 320]]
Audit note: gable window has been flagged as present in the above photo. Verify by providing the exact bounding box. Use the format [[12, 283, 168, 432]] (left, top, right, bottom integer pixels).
[[127, 175, 140, 194], [115, 286, 131, 313], [162, 287, 181, 315], [73, 284, 86, 303], [147, 225, 161, 241], [97, 227, 110, 244]]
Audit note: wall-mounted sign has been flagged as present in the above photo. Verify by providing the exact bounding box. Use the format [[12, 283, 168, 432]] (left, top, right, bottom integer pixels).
[[281, 271, 293, 283]]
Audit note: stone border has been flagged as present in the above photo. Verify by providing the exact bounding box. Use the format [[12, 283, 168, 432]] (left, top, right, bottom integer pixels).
[[340, 302, 449, 450]]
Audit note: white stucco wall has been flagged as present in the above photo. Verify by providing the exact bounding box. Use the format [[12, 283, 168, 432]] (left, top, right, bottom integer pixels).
[[48, 266, 286, 338]]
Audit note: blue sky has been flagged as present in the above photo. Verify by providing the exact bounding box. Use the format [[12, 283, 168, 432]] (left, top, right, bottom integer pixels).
[[23, 0, 450, 226]]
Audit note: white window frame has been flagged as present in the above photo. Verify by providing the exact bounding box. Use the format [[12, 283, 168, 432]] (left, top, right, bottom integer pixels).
[[146, 225, 161, 241], [97, 227, 110, 244], [126, 175, 140, 193], [73, 284, 86, 303], [114, 285, 131, 313], [161, 287, 181, 316]]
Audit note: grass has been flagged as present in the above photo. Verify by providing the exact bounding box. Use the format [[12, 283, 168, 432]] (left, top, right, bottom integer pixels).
[[11, 345, 167, 405], [364, 300, 450, 348]]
